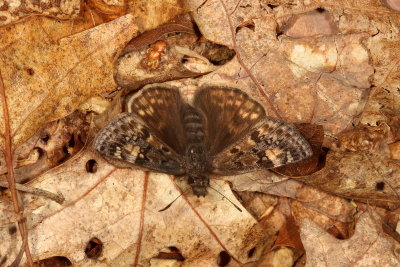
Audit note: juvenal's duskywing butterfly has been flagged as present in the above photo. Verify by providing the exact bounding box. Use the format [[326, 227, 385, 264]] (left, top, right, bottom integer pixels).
[[94, 86, 312, 197]]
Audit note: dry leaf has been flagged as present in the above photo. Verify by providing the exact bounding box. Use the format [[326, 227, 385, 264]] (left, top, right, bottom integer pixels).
[[279, 8, 339, 38], [300, 211, 400, 266], [0, 150, 267, 266], [273, 215, 304, 257], [2, 0, 400, 266], [299, 150, 400, 209], [0, 15, 138, 149], [190, 1, 373, 137], [0, 0, 80, 26]]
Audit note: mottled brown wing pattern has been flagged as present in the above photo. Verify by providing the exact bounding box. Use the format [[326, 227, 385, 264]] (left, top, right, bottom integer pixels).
[[93, 113, 185, 175], [211, 117, 313, 174], [193, 87, 265, 155], [126, 86, 187, 155], [94, 86, 313, 197]]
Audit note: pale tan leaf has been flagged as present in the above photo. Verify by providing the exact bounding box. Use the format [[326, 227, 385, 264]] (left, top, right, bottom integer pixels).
[[300, 211, 400, 267], [0, 14, 138, 149]]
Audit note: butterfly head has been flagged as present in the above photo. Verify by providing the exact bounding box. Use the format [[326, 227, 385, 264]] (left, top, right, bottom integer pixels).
[[187, 175, 209, 197]]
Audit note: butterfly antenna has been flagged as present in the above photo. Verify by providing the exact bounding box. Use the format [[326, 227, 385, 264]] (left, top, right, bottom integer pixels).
[[158, 189, 190, 212], [209, 185, 242, 212]]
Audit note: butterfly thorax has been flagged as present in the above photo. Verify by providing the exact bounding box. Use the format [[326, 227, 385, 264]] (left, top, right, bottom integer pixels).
[[183, 105, 210, 197]]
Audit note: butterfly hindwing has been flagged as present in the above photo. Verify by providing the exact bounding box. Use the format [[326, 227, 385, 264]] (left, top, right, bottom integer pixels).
[[211, 117, 313, 174], [94, 113, 185, 175], [126, 86, 187, 155], [94, 86, 313, 194], [193, 87, 265, 155]]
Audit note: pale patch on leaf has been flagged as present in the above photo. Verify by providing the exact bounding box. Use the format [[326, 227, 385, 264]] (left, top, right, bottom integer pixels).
[[300, 211, 400, 267], [0, 15, 138, 149], [0, 150, 266, 266]]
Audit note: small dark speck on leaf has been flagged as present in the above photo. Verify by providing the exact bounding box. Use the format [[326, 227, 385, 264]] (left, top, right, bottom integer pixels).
[[218, 251, 231, 266], [375, 181, 385, 191]]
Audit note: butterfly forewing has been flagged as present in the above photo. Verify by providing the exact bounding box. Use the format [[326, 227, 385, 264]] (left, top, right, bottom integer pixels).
[[94, 113, 185, 175], [211, 117, 313, 174], [126, 86, 187, 155], [193, 87, 265, 155], [94, 86, 313, 197]]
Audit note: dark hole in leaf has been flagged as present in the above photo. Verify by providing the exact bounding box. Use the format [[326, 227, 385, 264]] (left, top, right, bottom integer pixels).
[[78, 134, 85, 145], [200, 43, 236, 65], [41, 134, 50, 143], [34, 256, 72, 266], [327, 225, 346, 240], [316, 7, 325, 12], [235, 24, 255, 34], [155, 246, 185, 261], [36, 147, 45, 159], [0, 256, 7, 266], [8, 225, 17, 235], [57, 146, 70, 164], [375, 181, 385, 191], [85, 237, 103, 259], [181, 57, 189, 64], [247, 247, 256, 258], [218, 251, 231, 266], [168, 246, 179, 251], [68, 135, 75, 148], [26, 68, 35, 76], [192, 21, 202, 37], [336, 232, 345, 239], [267, 4, 278, 9], [86, 159, 98, 173], [19, 178, 30, 184], [245, 24, 255, 31], [318, 147, 329, 167]]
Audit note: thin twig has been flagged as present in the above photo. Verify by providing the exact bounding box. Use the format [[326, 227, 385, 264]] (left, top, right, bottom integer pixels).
[[0, 70, 34, 266], [0, 181, 65, 204], [219, 0, 282, 119]]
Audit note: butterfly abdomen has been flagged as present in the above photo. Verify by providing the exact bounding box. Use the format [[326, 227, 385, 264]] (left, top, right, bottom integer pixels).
[[183, 105, 205, 145], [181, 105, 210, 196]]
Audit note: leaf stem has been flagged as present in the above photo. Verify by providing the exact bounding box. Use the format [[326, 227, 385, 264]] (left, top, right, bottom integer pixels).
[[0, 70, 34, 266]]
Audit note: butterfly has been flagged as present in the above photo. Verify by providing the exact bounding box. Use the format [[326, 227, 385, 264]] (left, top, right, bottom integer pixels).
[[93, 86, 312, 197]]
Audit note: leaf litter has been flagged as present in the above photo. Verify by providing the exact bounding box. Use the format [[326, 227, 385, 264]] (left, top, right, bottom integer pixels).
[[1, 0, 400, 266]]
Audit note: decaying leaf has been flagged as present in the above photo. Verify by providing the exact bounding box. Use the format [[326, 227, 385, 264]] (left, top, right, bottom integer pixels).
[[0, 0, 81, 26], [0, 150, 267, 266], [2, 0, 400, 266], [299, 150, 400, 209], [300, 211, 400, 266], [0, 14, 138, 150]]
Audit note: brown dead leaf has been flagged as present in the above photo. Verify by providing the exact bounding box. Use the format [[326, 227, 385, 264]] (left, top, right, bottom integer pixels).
[[299, 150, 400, 209], [292, 192, 356, 240], [0, 150, 267, 266], [0, 111, 90, 185], [122, 14, 196, 54], [273, 215, 305, 257], [258, 247, 295, 267], [0, 0, 80, 26], [2, 0, 400, 266], [389, 141, 400, 159], [338, 124, 391, 153], [279, 8, 339, 38], [116, 31, 204, 90], [190, 1, 373, 137], [128, 0, 188, 32], [0, 15, 138, 149], [300, 211, 400, 266], [381, 0, 400, 12], [360, 87, 400, 142]]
